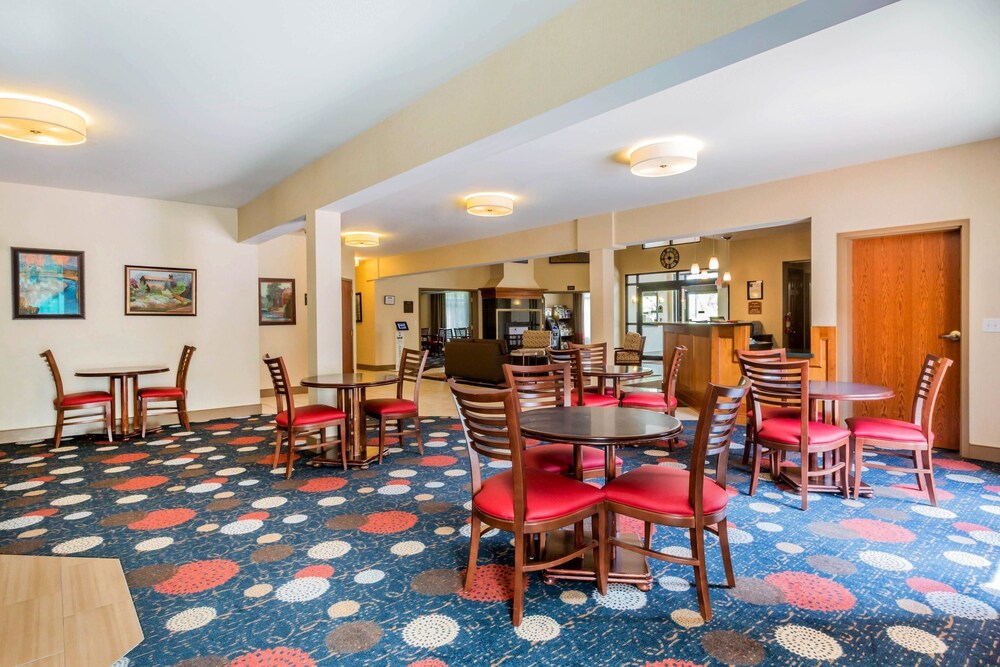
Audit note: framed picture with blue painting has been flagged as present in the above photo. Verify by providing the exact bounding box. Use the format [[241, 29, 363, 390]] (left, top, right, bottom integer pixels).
[[11, 247, 85, 319]]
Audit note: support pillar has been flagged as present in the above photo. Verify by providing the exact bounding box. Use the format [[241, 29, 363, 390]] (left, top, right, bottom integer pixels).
[[589, 248, 616, 347], [305, 210, 344, 384]]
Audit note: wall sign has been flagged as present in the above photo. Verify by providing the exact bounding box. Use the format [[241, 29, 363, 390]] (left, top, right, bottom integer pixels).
[[383, 295, 395, 305], [748, 300, 762, 315]]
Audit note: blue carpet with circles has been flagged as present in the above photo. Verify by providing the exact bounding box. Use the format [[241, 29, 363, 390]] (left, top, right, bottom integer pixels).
[[1, 414, 998, 667]]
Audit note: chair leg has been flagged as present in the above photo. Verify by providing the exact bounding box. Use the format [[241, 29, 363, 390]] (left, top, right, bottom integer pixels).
[[377, 418, 387, 464], [285, 434, 295, 479], [912, 450, 926, 491], [339, 421, 348, 471], [742, 425, 754, 466], [413, 417, 424, 455], [924, 448, 938, 507], [690, 526, 712, 621], [272, 431, 283, 470], [179, 399, 191, 431], [464, 513, 482, 592], [595, 510, 607, 596], [853, 439, 865, 499], [54, 409, 65, 448], [643, 522, 652, 549], [717, 520, 736, 588], [839, 444, 850, 499], [512, 532, 526, 626], [105, 403, 113, 442], [749, 443, 763, 496], [140, 399, 148, 438], [800, 451, 809, 511]]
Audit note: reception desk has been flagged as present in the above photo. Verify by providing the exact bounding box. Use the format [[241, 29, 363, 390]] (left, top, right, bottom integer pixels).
[[662, 322, 751, 422]]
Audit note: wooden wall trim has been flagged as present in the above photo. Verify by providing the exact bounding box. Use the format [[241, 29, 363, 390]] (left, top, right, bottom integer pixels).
[[809, 326, 837, 382]]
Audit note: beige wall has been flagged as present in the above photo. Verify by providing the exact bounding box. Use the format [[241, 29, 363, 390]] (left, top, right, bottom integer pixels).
[[533, 258, 590, 292], [257, 233, 308, 390], [0, 182, 259, 438]]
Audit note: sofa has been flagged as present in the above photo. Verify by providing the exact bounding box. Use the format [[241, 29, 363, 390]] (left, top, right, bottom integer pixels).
[[444, 338, 511, 385]]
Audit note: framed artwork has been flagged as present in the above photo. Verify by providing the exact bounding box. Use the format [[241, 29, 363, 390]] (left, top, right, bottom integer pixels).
[[384, 295, 395, 305], [125, 265, 197, 316], [11, 247, 85, 319], [258, 278, 296, 325], [403, 300, 414, 314], [747, 280, 764, 300], [355, 292, 362, 322]]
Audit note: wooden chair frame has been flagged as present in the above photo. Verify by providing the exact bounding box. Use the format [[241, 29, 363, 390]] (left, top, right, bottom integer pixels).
[[449, 379, 607, 626], [136, 344, 196, 437], [263, 355, 347, 476], [40, 349, 113, 447], [851, 354, 953, 505], [546, 348, 594, 407], [619, 345, 685, 450], [604, 379, 749, 620], [368, 348, 429, 463], [736, 348, 788, 466], [742, 358, 850, 510]]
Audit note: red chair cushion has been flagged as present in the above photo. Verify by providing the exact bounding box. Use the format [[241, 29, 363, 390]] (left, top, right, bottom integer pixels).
[[604, 465, 728, 517], [59, 391, 112, 407], [757, 418, 850, 446], [846, 416, 927, 443], [523, 443, 622, 475], [137, 386, 184, 399], [365, 398, 417, 417], [620, 391, 678, 411], [747, 406, 801, 422], [275, 404, 346, 427], [580, 392, 619, 407], [474, 468, 605, 522]]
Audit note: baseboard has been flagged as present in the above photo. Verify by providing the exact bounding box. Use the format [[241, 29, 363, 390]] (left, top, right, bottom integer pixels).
[[260, 386, 307, 398], [357, 364, 396, 371], [966, 442, 1000, 463], [0, 403, 264, 445]]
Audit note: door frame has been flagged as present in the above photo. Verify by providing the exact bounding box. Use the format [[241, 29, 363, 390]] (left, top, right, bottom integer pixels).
[[837, 219, 976, 460]]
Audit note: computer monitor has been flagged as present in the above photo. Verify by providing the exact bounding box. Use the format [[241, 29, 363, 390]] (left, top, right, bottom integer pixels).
[[395, 321, 409, 331]]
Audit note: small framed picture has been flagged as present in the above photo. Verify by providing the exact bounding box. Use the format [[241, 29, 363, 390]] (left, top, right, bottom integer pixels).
[[11, 247, 85, 319], [125, 265, 196, 316], [355, 292, 362, 323], [258, 278, 296, 325], [747, 280, 763, 300], [384, 295, 395, 305]]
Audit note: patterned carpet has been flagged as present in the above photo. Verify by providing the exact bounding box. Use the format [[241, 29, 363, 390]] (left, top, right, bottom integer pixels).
[[1, 414, 998, 667]]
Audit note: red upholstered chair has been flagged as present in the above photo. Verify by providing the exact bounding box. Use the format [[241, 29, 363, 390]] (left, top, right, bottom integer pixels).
[[364, 348, 429, 463], [136, 344, 195, 438], [569, 342, 610, 395], [449, 379, 607, 626], [263, 355, 347, 476], [40, 350, 113, 447], [603, 379, 750, 620], [503, 362, 621, 480], [846, 354, 953, 506], [736, 348, 800, 465], [546, 348, 618, 407], [742, 358, 850, 510], [620, 345, 686, 450]]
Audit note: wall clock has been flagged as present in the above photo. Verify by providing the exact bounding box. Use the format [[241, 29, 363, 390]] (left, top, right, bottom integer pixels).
[[659, 246, 680, 269]]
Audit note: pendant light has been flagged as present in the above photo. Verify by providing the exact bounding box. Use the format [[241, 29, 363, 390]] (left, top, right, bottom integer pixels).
[[690, 262, 700, 276], [722, 235, 732, 282], [708, 237, 719, 271]]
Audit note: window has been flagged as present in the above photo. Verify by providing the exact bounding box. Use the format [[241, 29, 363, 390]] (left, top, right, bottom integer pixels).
[[444, 292, 470, 329]]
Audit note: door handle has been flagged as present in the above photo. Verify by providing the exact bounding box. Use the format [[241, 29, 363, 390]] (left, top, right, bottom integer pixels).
[[939, 330, 961, 342]]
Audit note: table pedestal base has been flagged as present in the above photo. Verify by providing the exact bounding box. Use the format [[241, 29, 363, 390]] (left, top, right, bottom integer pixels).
[[778, 467, 873, 498], [310, 444, 382, 469], [539, 530, 652, 591]]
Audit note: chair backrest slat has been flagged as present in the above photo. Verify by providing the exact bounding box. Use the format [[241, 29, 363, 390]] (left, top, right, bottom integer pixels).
[[569, 342, 607, 367], [546, 348, 585, 406], [688, 379, 751, 508], [739, 358, 810, 434], [263, 355, 294, 422], [176, 345, 196, 389], [661, 345, 687, 401], [40, 349, 65, 402], [503, 362, 571, 411], [911, 353, 953, 441], [398, 348, 429, 403]]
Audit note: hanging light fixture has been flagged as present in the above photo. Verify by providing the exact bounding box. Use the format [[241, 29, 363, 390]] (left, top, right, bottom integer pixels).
[[690, 262, 701, 276], [708, 237, 720, 271], [0, 94, 88, 145], [722, 235, 732, 281], [343, 232, 380, 247], [627, 138, 700, 177], [465, 193, 514, 217]]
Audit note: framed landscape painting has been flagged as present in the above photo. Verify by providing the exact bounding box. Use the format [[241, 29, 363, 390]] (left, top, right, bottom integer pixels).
[[11, 247, 85, 319], [259, 278, 296, 325], [125, 265, 196, 315]]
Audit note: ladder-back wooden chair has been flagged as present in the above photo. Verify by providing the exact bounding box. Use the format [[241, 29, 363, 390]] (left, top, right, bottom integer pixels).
[[736, 348, 799, 465], [364, 348, 429, 462], [136, 344, 196, 437], [40, 349, 113, 447], [547, 348, 618, 407], [620, 345, 686, 450]]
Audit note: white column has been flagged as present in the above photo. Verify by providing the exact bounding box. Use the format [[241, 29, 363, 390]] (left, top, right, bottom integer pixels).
[[589, 248, 616, 347], [305, 210, 343, 379]]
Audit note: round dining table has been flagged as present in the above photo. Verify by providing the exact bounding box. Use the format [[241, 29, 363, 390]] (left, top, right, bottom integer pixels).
[[300, 372, 398, 468], [520, 406, 682, 590], [76, 365, 170, 437], [582, 364, 653, 399]]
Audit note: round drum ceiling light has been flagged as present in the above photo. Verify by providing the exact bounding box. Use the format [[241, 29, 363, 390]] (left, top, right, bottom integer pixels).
[[465, 193, 514, 217], [343, 232, 380, 247], [0, 94, 88, 146], [628, 139, 699, 177]]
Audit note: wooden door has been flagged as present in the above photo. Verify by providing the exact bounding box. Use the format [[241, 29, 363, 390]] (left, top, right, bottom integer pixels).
[[852, 229, 961, 448], [341, 279, 354, 372]]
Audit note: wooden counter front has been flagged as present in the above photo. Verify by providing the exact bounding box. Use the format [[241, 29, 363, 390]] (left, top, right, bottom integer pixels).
[[662, 323, 751, 422]]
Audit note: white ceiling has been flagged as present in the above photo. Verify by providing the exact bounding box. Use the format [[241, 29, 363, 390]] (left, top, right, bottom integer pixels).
[[342, 0, 1000, 255], [0, 0, 575, 206]]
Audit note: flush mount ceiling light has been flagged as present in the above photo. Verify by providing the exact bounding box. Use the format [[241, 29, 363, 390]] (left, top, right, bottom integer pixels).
[[628, 138, 700, 177], [0, 94, 88, 145], [465, 193, 514, 217], [343, 232, 380, 247]]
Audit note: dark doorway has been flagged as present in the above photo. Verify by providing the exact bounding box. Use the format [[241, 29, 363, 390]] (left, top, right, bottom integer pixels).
[[782, 261, 811, 353]]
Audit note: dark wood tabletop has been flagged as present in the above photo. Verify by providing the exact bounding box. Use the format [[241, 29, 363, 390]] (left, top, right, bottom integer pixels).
[[301, 372, 398, 389], [520, 406, 682, 446], [76, 365, 170, 377], [582, 365, 653, 379], [808, 381, 894, 401]]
